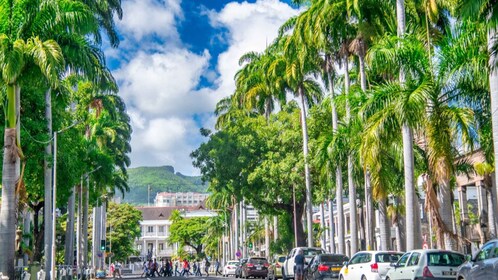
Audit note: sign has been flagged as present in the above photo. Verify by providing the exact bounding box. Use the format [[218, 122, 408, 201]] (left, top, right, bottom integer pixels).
[[236, 250, 241, 258]]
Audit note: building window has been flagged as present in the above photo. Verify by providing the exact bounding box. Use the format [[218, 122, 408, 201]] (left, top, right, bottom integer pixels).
[[159, 226, 165, 233], [159, 243, 164, 251], [147, 226, 154, 233]]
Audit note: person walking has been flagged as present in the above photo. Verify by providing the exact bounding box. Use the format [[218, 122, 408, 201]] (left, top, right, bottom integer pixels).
[[204, 258, 211, 277], [195, 260, 202, 276], [215, 260, 222, 276], [294, 250, 305, 280], [174, 260, 180, 276]]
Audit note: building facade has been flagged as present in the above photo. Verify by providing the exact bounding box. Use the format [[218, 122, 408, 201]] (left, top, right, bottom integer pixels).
[[153, 192, 209, 207]]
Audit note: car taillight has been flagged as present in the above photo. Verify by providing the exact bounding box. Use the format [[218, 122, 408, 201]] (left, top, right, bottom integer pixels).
[[264, 263, 269, 267], [317, 265, 329, 272], [370, 263, 378, 273], [247, 263, 254, 268], [276, 263, 281, 268], [422, 266, 434, 277]]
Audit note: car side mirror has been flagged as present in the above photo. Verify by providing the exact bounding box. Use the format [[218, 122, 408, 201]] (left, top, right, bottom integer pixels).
[[390, 262, 397, 268], [342, 261, 348, 266], [466, 255, 472, 262]]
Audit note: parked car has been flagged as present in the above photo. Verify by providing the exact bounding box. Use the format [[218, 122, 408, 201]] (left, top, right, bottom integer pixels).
[[338, 251, 403, 280], [283, 247, 327, 280], [236, 259, 249, 278], [457, 239, 498, 280], [386, 249, 465, 280], [241, 257, 270, 279], [268, 255, 287, 280], [305, 254, 349, 280], [224, 260, 240, 277]]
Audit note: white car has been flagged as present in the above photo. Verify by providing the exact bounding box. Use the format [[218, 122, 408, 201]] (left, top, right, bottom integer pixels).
[[283, 247, 327, 279], [385, 249, 465, 280], [223, 260, 240, 277], [339, 251, 404, 280]]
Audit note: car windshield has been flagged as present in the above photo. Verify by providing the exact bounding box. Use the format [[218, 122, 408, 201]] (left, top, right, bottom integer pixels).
[[278, 256, 286, 262], [303, 249, 324, 257], [250, 258, 267, 264], [319, 255, 348, 263], [427, 252, 465, 267], [228, 262, 239, 266], [375, 253, 403, 263]]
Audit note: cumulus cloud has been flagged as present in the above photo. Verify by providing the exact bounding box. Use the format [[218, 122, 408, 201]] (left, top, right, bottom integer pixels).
[[111, 0, 298, 175], [114, 49, 212, 118], [209, 0, 299, 97], [118, 0, 182, 43]]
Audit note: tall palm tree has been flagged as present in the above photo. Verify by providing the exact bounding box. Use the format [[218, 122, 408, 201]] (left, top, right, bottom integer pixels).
[[270, 33, 323, 247]]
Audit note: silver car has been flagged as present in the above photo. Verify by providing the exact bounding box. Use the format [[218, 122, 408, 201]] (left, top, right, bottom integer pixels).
[[457, 239, 498, 280]]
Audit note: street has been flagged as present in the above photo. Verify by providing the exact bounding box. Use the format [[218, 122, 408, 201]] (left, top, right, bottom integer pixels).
[[120, 276, 239, 280]]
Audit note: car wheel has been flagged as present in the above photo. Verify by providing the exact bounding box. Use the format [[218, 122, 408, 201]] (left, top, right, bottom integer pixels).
[[361, 276, 367, 280], [339, 275, 344, 280]]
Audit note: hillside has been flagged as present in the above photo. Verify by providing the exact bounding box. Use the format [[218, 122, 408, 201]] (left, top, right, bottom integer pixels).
[[122, 166, 208, 205]]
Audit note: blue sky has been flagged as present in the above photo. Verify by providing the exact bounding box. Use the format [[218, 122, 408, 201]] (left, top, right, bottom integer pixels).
[[105, 0, 300, 175]]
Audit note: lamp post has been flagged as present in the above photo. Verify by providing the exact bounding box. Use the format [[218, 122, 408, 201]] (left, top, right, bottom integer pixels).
[[51, 121, 80, 280]]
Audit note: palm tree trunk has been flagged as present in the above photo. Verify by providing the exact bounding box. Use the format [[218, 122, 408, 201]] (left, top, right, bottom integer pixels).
[[488, 181, 497, 237], [22, 210, 31, 265], [328, 199, 336, 253], [273, 216, 278, 241], [378, 198, 391, 250], [0, 84, 20, 279], [365, 172, 374, 250], [65, 188, 76, 266], [439, 180, 456, 250], [83, 177, 90, 267], [44, 87, 53, 279], [320, 203, 326, 249], [344, 55, 358, 254], [488, 27, 498, 241], [328, 71, 344, 254], [298, 86, 314, 247], [234, 203, 239, 256], [264, 217, 270, 257]]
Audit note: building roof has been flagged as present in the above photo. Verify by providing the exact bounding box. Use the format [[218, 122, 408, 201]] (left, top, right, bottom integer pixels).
[[137, 204, 206, 221]]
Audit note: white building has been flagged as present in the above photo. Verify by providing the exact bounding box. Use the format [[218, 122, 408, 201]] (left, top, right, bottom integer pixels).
[[154, 192, 209, 207]]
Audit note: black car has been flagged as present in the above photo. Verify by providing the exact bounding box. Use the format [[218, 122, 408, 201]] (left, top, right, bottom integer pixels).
[[236, 258, 248, 278], [241, 257, 270, 279], [305, 254, 349, 280]]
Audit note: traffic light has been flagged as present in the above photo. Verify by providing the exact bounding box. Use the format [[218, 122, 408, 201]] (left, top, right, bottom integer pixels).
[[100, 240, 105, 251], [248, 242, 253, 249]]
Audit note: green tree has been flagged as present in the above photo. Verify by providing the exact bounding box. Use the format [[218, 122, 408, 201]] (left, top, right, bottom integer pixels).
[[167, 210, 209, 256], [106, 202, 142, 262]]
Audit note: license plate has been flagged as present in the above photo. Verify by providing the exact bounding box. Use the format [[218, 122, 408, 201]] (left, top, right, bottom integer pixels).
[[442, 271, 456, 276], [256, 266, 262, 270], [331, 267, 340, 272]]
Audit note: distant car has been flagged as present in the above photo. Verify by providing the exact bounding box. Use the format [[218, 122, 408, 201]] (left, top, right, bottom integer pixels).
[[305, 254, 349, 280], [283, 247, 327, 280], [385, 249, 464, 280], [457, 239, 498, 280], [236, 259, 249, 278], [268, 255, 287, 280], [241, 257, 270, 279], [224, 260, 240, 277], [339, 251, 403, 280]]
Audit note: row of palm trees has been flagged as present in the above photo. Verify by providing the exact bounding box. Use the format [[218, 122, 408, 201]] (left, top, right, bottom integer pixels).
[[201, 0, 498, 256], [0, 0, 130, 278]]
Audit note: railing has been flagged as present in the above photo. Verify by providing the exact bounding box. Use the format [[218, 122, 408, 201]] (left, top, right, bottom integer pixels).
[[14, 265, 88, 280]]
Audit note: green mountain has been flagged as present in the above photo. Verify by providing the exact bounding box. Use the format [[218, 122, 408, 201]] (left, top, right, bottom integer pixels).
[[122, 166, 207, 205]]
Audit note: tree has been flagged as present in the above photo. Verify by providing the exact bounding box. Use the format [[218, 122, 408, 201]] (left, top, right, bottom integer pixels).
[[168, 210, 209, 256], [106, 202, 142, 262]]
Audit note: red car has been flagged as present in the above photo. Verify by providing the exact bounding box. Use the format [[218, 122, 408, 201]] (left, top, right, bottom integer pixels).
[[241, 257, 270, 279]]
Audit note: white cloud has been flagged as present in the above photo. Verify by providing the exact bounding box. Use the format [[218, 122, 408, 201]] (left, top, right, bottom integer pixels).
[[115, 49, 213, 118], [111, 0, 298, 175], [118, 0, 182, 42], [130, 117, 201, 175], [208, 0, 299, 99]]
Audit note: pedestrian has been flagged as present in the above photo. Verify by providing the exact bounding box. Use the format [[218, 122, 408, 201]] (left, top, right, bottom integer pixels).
[[204, 258, 210, 277], [115, 262, 123, 278], [110, 263, 116, 278], [195, 260, 202, 276], [140, 261, 148, 277], [215, 259, 222, 276], [294, 250, 305, 280], [153, 259, 160, 277]]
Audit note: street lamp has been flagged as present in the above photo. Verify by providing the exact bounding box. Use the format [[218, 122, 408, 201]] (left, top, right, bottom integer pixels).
[[51, 121, 80, 280]]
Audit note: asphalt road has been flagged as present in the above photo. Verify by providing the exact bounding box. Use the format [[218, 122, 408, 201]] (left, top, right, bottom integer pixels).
[[120, 275, 238, 280]]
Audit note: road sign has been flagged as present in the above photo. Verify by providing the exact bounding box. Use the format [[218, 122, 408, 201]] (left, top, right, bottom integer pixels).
[[236, 250, 241, 258]]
